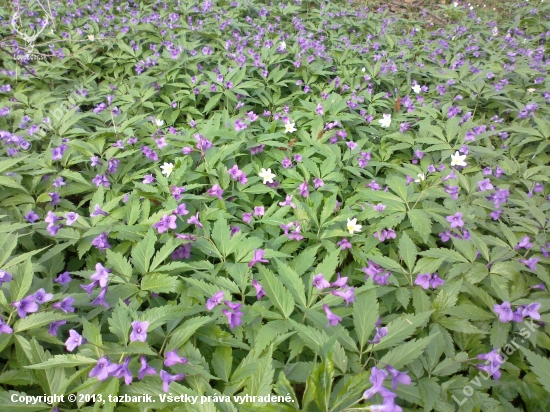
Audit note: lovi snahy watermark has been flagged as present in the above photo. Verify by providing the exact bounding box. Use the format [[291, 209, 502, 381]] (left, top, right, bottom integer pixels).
[[451, 319, 539, 406], [10, 9, 49, 61]]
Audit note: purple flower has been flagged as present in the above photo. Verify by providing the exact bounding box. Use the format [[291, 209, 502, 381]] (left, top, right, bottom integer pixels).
[[164, 349, 189, 367], [279, 195, 296, 209], [248, 249, 269, 267], [369, 326, 388, 344], [242, 212, 252, 224], [90, 263, 111, 288], [91, 204, 108, 217], [331, 287, 355, 307], [112, 357, 133, 385], [89, 357, 119, 381], [24, 210, 39, 223], [91, 232, 111, 252], [0, 316, 13, 335], [139, 356, 157, 380], [33, 288, 53, 305], [0, 270, 13, 285], [173, 204, 189, 216], [48, 320, 66, 337], [65, 330, 86, 352], [522, 303, 541, 320], [313, 274, 331, 290], [130, 321, 150, 342], [430, 273, 445, 289], [172, 243, 192, 260], [519, 257, 539, 271], [65, 212, 79, 226], [337, 238, 352, 250], [251, 279, 266, 299], [494, 301, 514, 322], [207, 184, 224, 199], [187, 212, 203, 228], [222, 308, 244, 330], [160, 370, 185, 393], [52, 297, 75, 314], [206, 291, 225, 310], [414, 273, 432, 290], [91, 287, 110, 308], [153, 214, 177, 234], [298, 181, 309, 198], [254, 206, 265, 216], [386, 365, 411, 390], [313, 177, 324, 189], [446, 212, 464, 228], [515, 236, 533, 250], [12, 295, 39, 318], [363, 367, 389, 399], [478, 178, 493, 192], [323, 304, 342, 327]]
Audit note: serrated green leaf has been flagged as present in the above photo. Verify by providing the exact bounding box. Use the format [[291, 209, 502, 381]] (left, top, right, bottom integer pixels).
[[379, 335, 437, 369], [258, 266, 295, 319], [399, 232, 418, 271]]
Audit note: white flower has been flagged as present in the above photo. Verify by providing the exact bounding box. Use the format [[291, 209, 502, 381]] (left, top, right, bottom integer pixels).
[[88, 34, 95, 41], [378, 113, 392, 128], [161, 162, 174, 177], [412, 84, 421, 94], [346, 218, 362, 235], [527, 88, 536, 93], [451, 1, 458, 6], [155, 118, 164, 127], [280, 41, 286, 50], [284, 121, 297, 133], [451, 151, 467, 167], [414, 173, 426, 183], [492, 27, 498, 36], [362, 67, 366, 72], [259, 168, 276, 184]]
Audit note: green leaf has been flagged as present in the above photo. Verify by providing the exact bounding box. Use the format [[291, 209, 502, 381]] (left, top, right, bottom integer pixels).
[[290, 245, 321, 276], [419, 248, 469, 263], [519, 346, 550, 395], [258, 266, 295, 319], [14, 312, 76, 333], [211, 346, 233, 382], [407, 209, 432, 243], [372, 310, 433, 351], [379, 334, 437, 369], [274, 260, 307, 307], [399, 232, 418, 271], [25, 355, 97, 369], [149, 238, 181, 272], [130, 229, 156, 274], [418, 377, 441, 411], [437, 317, 488, 334], [353, 288, 378, 350], [10, 258, 34, 301], [106, 250, 133, 281], [167, 316, 212, 350], [212, 216, 231, 258], [141, 273, 181, 293], [108, 301, 133, 345]]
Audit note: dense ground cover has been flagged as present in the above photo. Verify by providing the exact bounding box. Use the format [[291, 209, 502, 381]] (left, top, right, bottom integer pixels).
[[1, 0, 550, 411]]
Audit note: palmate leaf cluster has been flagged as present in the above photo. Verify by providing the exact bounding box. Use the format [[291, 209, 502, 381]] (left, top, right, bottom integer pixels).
[[0, 0, 550, 411]]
